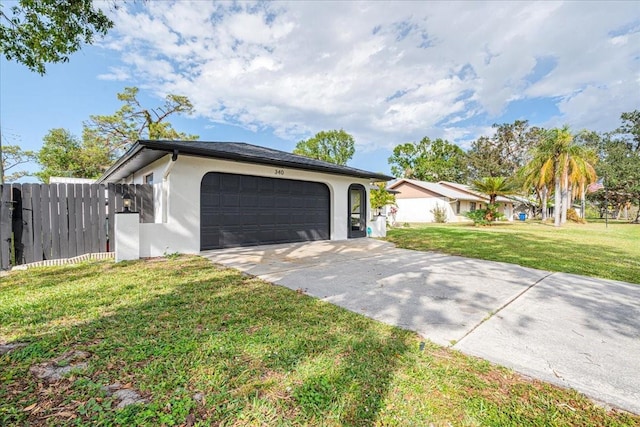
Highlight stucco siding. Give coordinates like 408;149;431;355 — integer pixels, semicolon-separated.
393;182;439;198
126;154;371;256
395;198;456;223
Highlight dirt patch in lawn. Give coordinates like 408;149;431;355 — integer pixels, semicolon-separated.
0;341;29;355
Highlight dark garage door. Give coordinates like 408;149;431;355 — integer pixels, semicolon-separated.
201;172;330;250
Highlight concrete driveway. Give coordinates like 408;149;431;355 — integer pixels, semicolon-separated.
201;238;640;414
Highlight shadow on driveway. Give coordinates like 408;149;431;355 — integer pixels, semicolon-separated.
202;238;640;414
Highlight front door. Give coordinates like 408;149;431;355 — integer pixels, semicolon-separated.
348;184;366;238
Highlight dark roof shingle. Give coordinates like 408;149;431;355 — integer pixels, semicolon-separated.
98;140;393;183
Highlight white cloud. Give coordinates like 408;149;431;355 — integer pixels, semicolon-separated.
100;1;640;149
97;66;130;81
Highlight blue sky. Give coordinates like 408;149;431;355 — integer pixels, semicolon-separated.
1;1;639;181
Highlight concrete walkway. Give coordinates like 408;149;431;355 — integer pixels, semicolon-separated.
201;239;640;414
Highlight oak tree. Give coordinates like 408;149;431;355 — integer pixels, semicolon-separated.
388;137;467;182
0;142;35;183
293;129;355;166
467;120;544;180
0;0;113;74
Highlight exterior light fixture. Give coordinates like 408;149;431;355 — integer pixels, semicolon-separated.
122;193;132;213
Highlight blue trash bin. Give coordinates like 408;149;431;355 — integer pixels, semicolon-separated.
518;213;526;221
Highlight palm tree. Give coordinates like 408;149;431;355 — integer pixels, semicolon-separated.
567;147;597;219
526;126;597;227
470;176;515;221
518;156;553;220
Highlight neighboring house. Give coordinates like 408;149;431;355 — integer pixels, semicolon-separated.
97;140;392;256
438;181;514;221
387;179;514;223
49;177;96;184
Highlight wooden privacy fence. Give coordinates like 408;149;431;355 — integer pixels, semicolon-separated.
0;183;154;270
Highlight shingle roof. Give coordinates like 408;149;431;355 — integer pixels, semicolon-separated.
389;179;486;202
439;181;512;203
97;140;394;183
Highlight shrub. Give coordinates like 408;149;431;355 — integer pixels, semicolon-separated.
466;203;504;226
466;209;490;225
430;205;448;223
370;182;396;216
567;208;586;224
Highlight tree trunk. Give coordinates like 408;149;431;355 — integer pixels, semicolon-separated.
554;177;562;227
560;176;568;225
0;130;4;185
580;184;586;219
541;186;548;220
623;202;629;220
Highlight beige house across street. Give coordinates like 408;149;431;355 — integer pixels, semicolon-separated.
388;179;515;223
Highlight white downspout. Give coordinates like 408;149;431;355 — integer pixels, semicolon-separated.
161;150;179;223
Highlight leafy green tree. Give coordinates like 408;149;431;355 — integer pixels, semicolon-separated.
598;141;640;221
0;142;35;183
589;112;640;222
35;87;198;182
35;128;109;182
293;129;355;166
467;120;544;179
0;0;113;74
35;128;81;182
617;110;640;151
388;137;467;182
84;87;199;159
369;182;396;216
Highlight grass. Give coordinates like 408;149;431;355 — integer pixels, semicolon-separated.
1;257;638;426
386;220;640;284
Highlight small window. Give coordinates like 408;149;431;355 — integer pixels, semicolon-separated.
144;173;154;185
470;202;476;212
455;201;460;214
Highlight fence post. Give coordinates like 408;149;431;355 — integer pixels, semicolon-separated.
11;185;23;264
21;184;34;264
0;185;12;269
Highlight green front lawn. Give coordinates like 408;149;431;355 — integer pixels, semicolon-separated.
1;257;637;426
386;221;640;284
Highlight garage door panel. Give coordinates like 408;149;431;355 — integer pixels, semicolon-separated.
274;195;289;206
240;196;259;208
201;172;330;250
221;194;239;207
201;197;220;208
242;176;258;190
258;195;274;208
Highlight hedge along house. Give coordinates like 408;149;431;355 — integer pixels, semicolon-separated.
97;140;393;257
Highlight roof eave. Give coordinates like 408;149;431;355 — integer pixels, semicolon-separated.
96;142;145;184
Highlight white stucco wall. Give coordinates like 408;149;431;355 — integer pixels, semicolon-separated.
115;213;140;261
499;203;514;221
122;154;372;257
395;198;457;223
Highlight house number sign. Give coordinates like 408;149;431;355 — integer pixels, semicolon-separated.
274;169;285;175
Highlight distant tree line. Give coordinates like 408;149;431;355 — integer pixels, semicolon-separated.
387;112;640;225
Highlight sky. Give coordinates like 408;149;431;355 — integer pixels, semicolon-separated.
1;0;639;180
